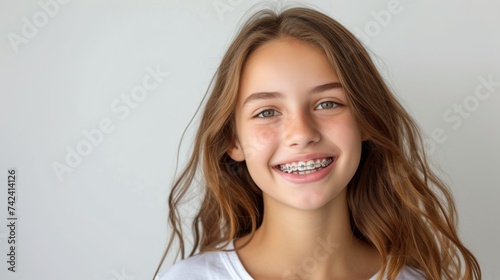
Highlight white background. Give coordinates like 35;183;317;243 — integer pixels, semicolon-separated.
0;0;499;279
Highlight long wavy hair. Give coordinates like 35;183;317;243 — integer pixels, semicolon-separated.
153;6;481;280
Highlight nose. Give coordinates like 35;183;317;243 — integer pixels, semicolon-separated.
284;111;320;148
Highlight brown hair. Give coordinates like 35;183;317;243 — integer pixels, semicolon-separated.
153;5;481;280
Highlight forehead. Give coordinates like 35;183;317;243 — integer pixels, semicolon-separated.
238;38;339;101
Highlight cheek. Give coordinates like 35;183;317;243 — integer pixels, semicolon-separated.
326;115;363;152
340;123;363;160
241;126;279;160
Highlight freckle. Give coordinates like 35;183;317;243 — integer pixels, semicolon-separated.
257;130;274;143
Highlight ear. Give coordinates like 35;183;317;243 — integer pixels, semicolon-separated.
227;139;245;162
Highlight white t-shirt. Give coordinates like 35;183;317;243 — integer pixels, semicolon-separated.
158;239;425;280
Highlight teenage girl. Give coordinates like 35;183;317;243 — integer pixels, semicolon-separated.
154;6;481;280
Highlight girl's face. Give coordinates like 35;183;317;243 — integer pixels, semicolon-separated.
229;37;363;210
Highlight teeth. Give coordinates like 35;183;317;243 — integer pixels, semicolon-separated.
297;161;306;171
278;157;333;174
307;160;315;170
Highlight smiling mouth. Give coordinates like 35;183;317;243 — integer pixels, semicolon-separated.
276;157;334;174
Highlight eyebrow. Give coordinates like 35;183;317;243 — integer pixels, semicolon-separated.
242;82;343;107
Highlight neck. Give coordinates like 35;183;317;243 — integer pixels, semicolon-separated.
235;188;381;279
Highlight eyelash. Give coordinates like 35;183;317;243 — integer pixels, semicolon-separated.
315;101;340;110
254;101;341;118
256;109;280;118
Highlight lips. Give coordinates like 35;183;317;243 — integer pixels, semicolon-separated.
275;157;335;175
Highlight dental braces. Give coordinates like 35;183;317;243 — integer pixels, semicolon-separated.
279;158;333;172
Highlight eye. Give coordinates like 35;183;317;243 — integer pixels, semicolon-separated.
255;109;280;118
315;101;340;110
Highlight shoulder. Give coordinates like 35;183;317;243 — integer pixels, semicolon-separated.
370;266;426;280
396;266;426;280
156;251;230;280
